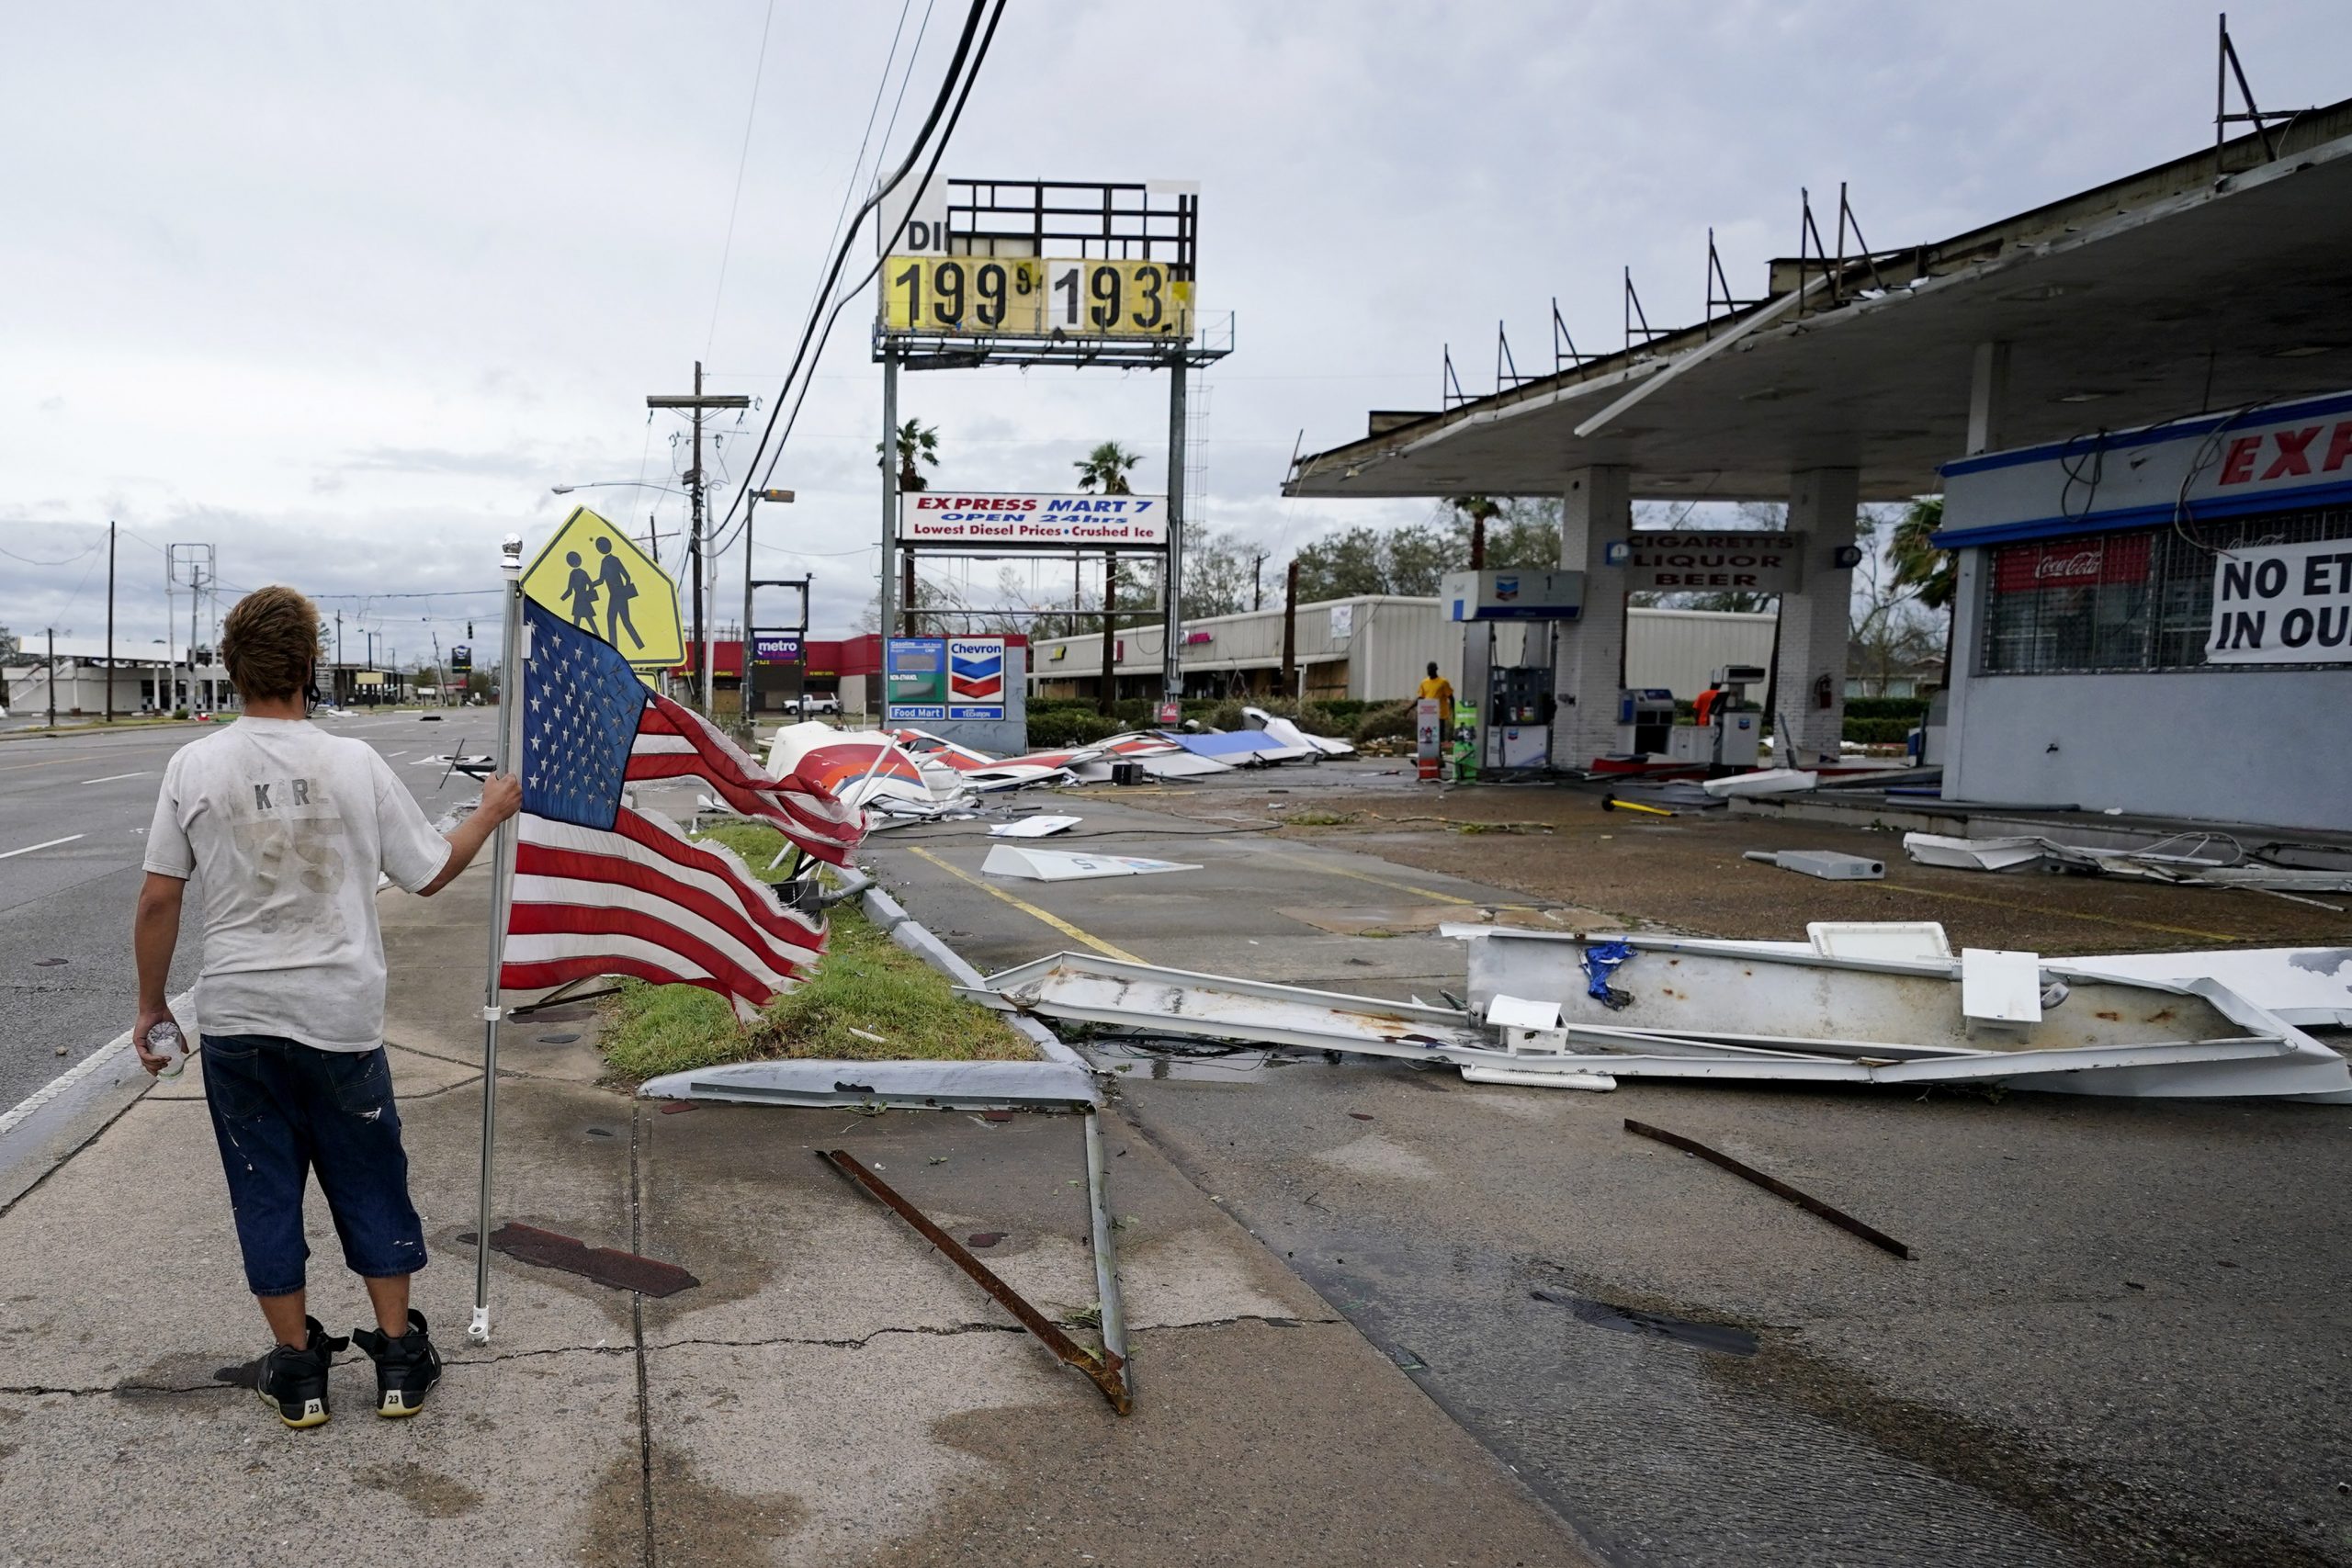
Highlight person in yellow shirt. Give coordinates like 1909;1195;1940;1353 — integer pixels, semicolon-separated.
1418;661;1454;731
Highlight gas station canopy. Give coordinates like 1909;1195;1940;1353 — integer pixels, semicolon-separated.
1285;101;2352;503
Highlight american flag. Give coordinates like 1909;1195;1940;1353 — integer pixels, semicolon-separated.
497;600;866;1018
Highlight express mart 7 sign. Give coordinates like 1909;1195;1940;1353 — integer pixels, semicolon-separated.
882;255;1192;340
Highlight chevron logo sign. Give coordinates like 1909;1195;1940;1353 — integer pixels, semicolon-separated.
947;637;1009;720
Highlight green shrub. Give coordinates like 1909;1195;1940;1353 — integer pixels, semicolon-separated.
1352;700;1415;743
1027;707;1127;750
1843;695;1931;721
1841;716;1919;744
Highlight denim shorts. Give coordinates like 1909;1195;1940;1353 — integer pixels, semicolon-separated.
200;1034;428;1296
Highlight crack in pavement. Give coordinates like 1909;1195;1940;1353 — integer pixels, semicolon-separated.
0;1314;1348;1401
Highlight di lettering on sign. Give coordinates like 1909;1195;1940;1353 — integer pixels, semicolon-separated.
2205;539;2352;665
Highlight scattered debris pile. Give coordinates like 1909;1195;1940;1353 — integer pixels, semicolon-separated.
972;923;2352;1103
761;714;1352;827
1904;829;2352;908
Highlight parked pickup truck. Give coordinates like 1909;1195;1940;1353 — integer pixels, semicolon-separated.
786;694;841;716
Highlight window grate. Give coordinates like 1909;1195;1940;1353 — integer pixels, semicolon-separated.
1979;506;2352;674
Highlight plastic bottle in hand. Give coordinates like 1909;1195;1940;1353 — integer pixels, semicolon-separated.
145;1021;187;1079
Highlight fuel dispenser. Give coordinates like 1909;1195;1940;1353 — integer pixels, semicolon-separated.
1440;568;1586;777
1487;664;1556;770
1614;689;1676;755
1612;666;1764;768
1677;663;1766;768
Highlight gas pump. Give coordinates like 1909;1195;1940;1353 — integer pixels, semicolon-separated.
1675;663;1765;768
1438;567;1585;779
1614;689;1676;755
1486;665;1555;770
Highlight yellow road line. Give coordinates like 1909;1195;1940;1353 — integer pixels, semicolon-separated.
1267;850;1485;907
905;846;1146;964
0;754;103;773
1891;881;2252;943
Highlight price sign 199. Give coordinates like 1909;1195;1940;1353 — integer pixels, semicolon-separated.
882;257;1046;333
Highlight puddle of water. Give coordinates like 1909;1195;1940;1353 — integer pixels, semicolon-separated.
1532;1289;1758;1356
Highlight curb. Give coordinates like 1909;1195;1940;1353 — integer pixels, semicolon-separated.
862;884;1086;1068
0;991;191;1215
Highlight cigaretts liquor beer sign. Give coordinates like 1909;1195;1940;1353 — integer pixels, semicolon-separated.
1614;532;1804;593
899;492;1168;549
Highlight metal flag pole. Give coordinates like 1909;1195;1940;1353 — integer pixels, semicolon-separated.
470;533;528;1346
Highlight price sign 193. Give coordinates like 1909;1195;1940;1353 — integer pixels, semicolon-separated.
1045;258;1191;338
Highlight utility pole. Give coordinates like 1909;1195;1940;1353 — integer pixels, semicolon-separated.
189;558;205;711
1097;555;1119;717
1281;558;1299;696
105;522;116;724
334;612;343;707
649;362;749;716
1250;551;1266;612
879;348;899;646
45;627;56;729
1160;357;1188;711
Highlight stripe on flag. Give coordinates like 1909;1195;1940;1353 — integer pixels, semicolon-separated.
630;695;865;863
500;807;824;1019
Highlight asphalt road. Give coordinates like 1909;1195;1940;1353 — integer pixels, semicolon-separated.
861;780;2352;1568
0;710;481;1114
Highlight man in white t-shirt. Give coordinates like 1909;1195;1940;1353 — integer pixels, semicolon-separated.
133;585;520;1428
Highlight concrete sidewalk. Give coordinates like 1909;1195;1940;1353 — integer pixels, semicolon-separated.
0;863;1593;1567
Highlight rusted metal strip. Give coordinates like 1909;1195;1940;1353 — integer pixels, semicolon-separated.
1623;1119;1913;1259
819;1149;1132;1415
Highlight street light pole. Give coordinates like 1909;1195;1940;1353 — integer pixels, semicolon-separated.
743;488;794;730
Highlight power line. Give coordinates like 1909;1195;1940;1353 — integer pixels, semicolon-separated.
0;537;107;567
799;0;922;351
724;0;1005;550
703;0;780;359
708;0;998;549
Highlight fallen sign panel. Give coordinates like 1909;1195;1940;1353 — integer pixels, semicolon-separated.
989;814;1082;839
981;845;1201;881
638;1057;1099;1111
1443;925;2352;1102
977;946;2352;1101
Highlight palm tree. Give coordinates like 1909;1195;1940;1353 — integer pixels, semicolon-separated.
1447;494;1503;569
1074;441;1144;495
878;419;939;492
1888;495;1954;688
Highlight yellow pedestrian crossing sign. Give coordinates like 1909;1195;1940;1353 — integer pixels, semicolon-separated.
522;508;684;670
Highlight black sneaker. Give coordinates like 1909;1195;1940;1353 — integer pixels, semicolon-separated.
353;1308;442;1418
254;1316;349;1430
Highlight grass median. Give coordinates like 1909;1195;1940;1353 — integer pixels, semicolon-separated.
598;820;1035;1085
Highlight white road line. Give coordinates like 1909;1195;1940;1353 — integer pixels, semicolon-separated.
79;771;152;784
0;834;85;860
0;988;195;1140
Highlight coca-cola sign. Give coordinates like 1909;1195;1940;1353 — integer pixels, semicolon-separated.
1992;534;2150;594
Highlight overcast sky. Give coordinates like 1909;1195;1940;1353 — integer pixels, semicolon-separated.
6;0;2348;662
